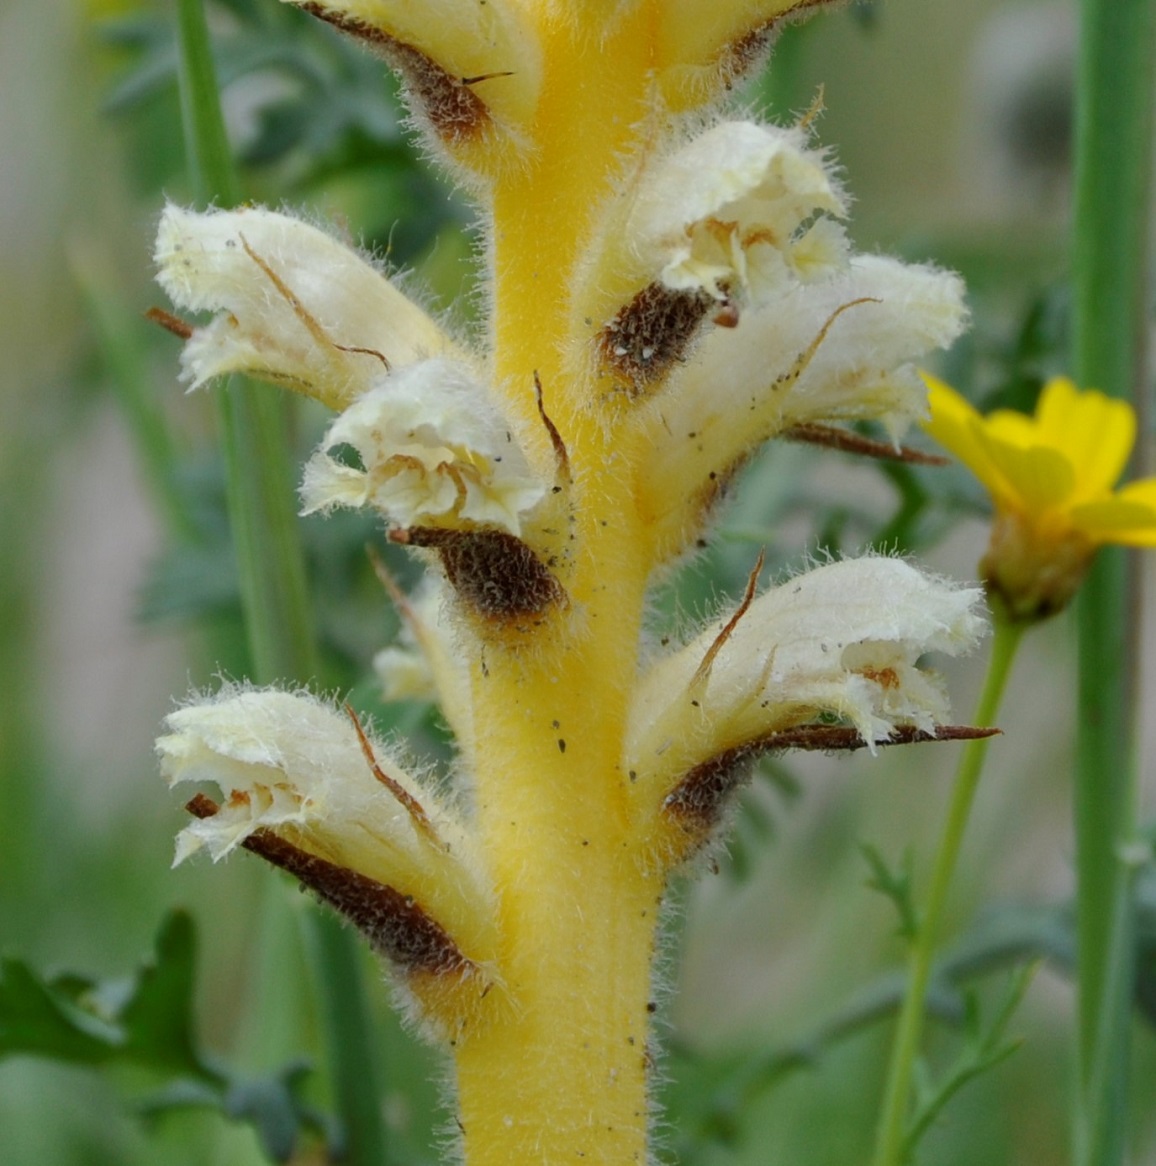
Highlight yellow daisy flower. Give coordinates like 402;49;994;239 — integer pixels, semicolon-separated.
922;373;1156;620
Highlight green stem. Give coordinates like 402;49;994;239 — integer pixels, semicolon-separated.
1071;0;1155;1161
871;617;1025;1166
176;0;315;684
175;0;240;208
299;909;388;1166
174;5;387;1163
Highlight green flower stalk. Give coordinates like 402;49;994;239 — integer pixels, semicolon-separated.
870;376;1156;1166
154;2;986;1161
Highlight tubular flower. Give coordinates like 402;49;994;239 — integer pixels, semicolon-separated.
155;203;459;410
626;557;985;864
644;256;967;559
154;1;985;1162
587;121;862;396
158;687;497;998
922;374;1156;620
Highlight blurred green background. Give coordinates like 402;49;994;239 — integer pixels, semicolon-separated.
0;0;1152;1163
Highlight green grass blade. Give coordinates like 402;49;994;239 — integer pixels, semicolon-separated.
1070;0;1156;1162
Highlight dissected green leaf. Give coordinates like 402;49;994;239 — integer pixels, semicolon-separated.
0;909;209;1081
861;844;920;941
141;1060;337;1164
117;910;203;1074
0;910;338;1163
667;903;1069;1158
902;966;1034;1158
0;959;122;1064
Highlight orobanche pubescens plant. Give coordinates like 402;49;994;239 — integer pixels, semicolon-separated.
154;1;986;1161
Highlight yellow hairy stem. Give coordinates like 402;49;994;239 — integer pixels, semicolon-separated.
455;11;664;1163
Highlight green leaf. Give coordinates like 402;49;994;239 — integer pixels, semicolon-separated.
668;902;1067;1157
901;966;1035;1158
1;911;346;1162
0;910;210;1080
141;1060;337;1164
861;844;920;941
0;959;122;1064
118;910;204;1075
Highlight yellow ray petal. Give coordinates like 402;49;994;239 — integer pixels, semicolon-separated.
1069;497;1156;545
1070;478;1156;545
982;407;1039;448
972;427;1075;515
1034;377;1136;497
920;374;1014;505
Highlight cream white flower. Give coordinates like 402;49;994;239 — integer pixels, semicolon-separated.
628;121;848;305
158;686;493;953
640;255;968;559
656;1;823;112
300;358;547;535
671;254;967;436
626;557;985;798
155;204;457;410
376;645;440;704
160;687;434;864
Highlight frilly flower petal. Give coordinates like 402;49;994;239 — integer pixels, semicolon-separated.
628;121;848;305
159;687;433;865
300;358;547;535
155;204;457;410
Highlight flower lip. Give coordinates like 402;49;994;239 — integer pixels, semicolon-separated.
626;555;986;796
639;255;968;565
628;121;849;306
157;686;405;865
300;357;547;536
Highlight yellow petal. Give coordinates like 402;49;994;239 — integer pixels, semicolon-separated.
1116;478;1156;508
921;374;1014;506
972;426;1075;515
982;406;1039;448
1034;377;1136;497
1071;479;1156;546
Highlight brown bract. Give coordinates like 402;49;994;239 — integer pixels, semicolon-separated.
597;283;714;396
299;2;493;145
394;526;568;625
186;793;475;976
662;724;1000;855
